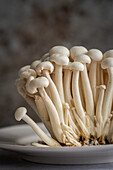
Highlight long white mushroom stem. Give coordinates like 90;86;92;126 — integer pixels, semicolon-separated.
88;49;103;105
43;70;64;123
89;60;97;104
15;107;61;147
81;64;94;119
96;85;106;123
102;68;113;124
35;61;64;123
39;87;63;143
54;64;65;103
101;58;113;126
35;95;55;138
63;69;72;105
72;70;85;123
96;85;106;138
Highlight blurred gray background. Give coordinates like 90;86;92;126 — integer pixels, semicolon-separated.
0;0;113;127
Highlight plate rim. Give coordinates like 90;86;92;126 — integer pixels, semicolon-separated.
1;123;113;152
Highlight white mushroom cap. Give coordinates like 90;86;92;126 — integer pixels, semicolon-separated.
104;50;113;59
68;61;84;71
50;54;69;66
70;46;88;60
35;61;54;76
49;46;70;57
101;58;113;69
31;60;41;70
15;107;27;121
18;65;30;76
41;53;50;61
19;69;36;79
87;49;103;61
74;54;91;64
26;76;49;94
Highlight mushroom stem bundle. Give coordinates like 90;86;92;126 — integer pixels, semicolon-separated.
15;46;113;147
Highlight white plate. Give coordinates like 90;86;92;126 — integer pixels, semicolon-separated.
1;123;113;165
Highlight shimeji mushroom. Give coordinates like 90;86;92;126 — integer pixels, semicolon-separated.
87;49;103;105
49;54;69;103
70;46;88;59
26;76;63;143
18;65;37;80
18;65;30;76
30;60;41;70
15;107;61;147
49;46;69;103
15;78;38;114
71;54;95;135
35;61;64;123
16;75;54;137
49;46;69;57
63;62;73;106
72;54;94;120
70;61;86;124
96;85;106;138
101;57;113;126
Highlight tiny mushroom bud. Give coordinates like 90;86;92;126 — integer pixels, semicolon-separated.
36;61;64;124
15;107;61;147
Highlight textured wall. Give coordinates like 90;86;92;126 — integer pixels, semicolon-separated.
0;0;113;127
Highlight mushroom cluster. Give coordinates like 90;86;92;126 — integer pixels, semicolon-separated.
15;46;113;147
